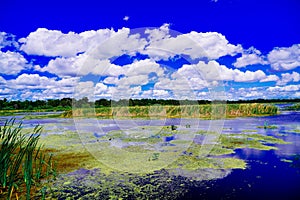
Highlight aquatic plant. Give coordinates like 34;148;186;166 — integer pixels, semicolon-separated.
292;129;300;134
168;155;246;170
219;133;288;151
257;121;277;129
280;158;293;163
151;153;160;161
40;168;200;199
0;119;56;199
60;103;278;119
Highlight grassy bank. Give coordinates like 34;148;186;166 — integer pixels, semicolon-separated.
62;103;278;119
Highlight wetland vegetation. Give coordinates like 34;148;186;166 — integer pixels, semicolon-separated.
0;119;56;200
27;121;292;198
0;98;299;199
2;98;299;118
63;103;279;119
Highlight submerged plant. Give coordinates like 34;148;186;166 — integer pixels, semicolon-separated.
0;118;56;199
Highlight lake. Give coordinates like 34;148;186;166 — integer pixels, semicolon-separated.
1;110;300;199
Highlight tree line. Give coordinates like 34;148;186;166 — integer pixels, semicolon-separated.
0;97;299;110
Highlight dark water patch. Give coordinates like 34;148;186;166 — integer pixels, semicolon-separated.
260;111;300;124
185;149;300;199
164;135;175;142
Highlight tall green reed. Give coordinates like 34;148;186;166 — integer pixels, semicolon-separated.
0;118;56;200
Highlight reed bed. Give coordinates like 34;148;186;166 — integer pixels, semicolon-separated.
64;103;278;118
0;119;56;200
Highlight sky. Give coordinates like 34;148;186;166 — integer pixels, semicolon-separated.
0;0;300;101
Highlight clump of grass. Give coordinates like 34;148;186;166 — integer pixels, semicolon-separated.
0;119;56;199
257;121;277;129
257;125;277;129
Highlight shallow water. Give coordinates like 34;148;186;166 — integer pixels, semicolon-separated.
1;111;300;199
187;111;300;199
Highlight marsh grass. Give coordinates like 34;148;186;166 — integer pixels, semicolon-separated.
64;103;278;119
0;119;56;199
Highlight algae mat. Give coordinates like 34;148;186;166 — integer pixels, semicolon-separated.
38;123;289;199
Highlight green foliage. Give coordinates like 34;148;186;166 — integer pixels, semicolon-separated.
0;119;56;199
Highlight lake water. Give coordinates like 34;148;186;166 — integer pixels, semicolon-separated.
1;111;300;199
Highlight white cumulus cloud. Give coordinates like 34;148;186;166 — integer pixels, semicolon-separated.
36;54;122;77
267;84;300;92
177;60;266;82
234;47;268;68
19;28;119;57
144;25;242;60
0;32;19;49
276;71;300;85
0;51;28;75
268;44;300;71
260;75;279;82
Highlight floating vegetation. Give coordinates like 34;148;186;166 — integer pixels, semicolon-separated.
151;152;160;161
242;129;258;133
220;133;288;151
257;122;278;129
256;125;278;129
33;121;291;198
168;156;246;170
280;158;293;163
39;168;208;200
293;129;300;134
123;145;152;153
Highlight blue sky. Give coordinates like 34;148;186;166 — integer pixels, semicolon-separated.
0;0;299;100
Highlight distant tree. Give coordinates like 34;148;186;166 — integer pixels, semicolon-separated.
60;98;72;107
